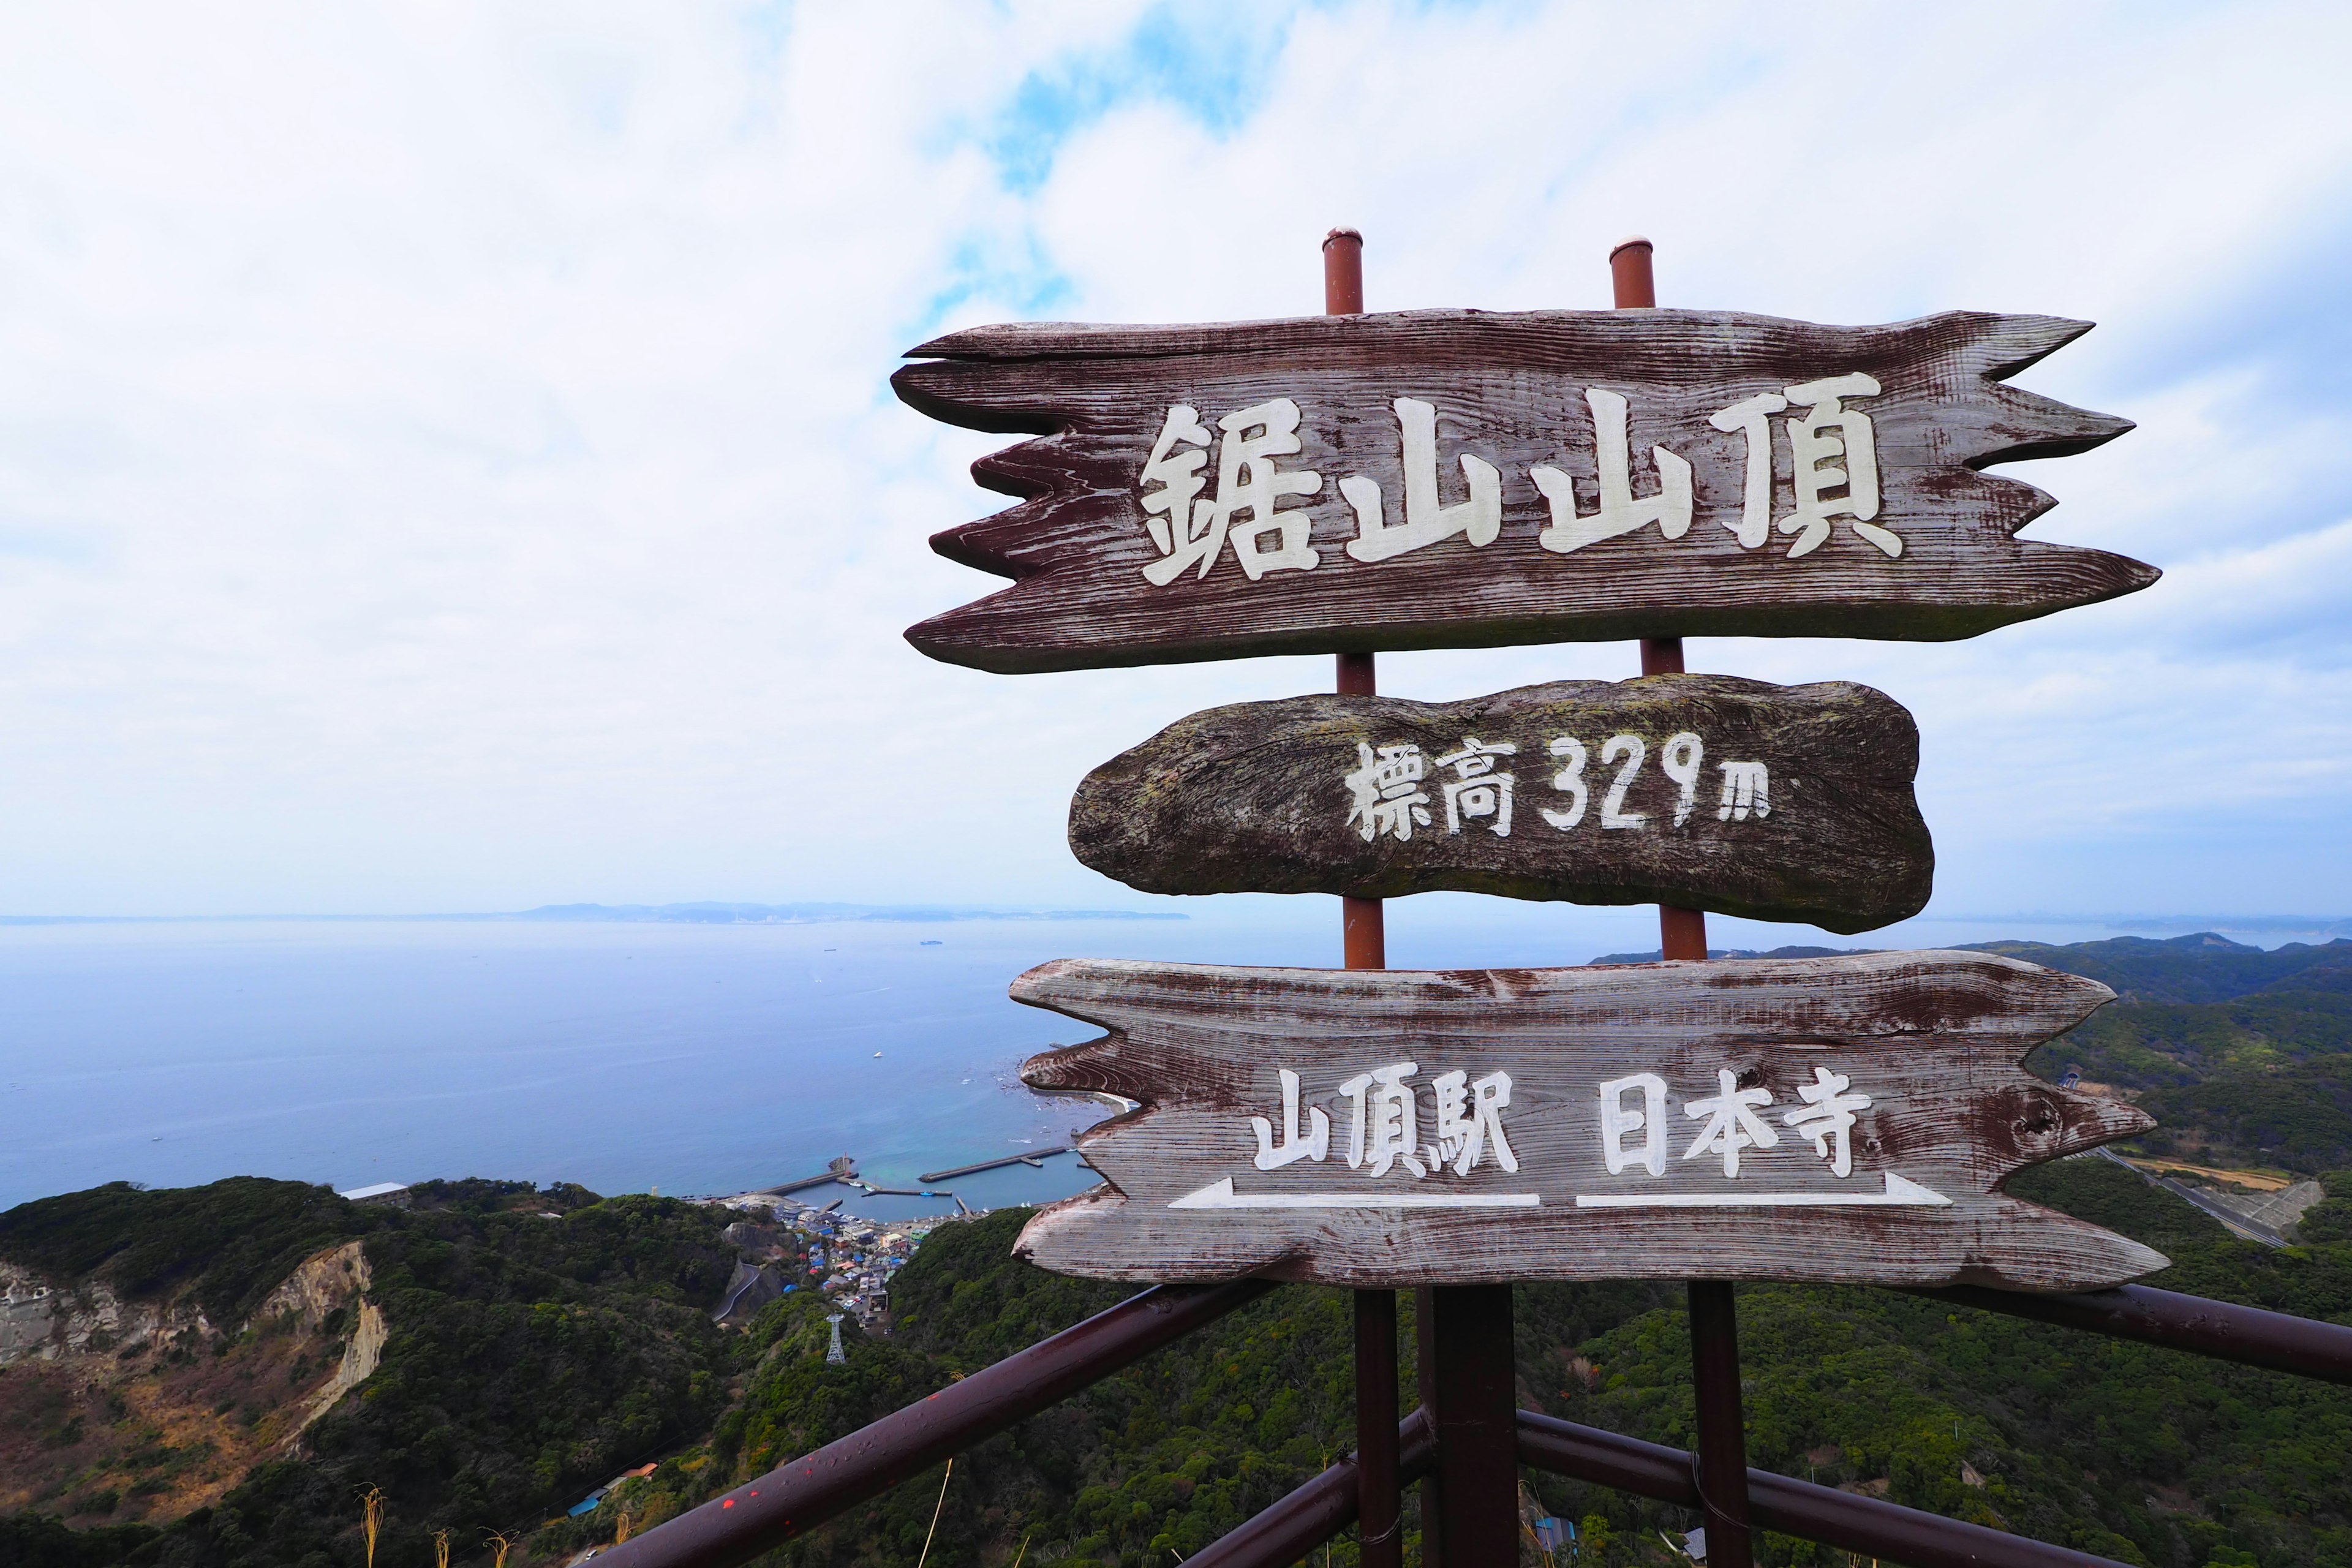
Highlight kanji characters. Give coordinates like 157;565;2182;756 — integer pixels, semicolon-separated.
1341;397;1502;563
1430;1069;1520;1175
1599;1072;1669;1177
1531;388;1694;556
1136;398;1322;586
1782;373;1894;559
1340;1062;1427;1178
1682;1068;1781;1177
1134;374;1897;584
1251;1068;1330;1170
1217;399;1325;578
1344;737;1518;840
1136;404;1217;584
1344;742;1433;843
1783;1066;1872;1177
1706;375;1891;557
1596;1065;1876;1181
1707;391;1787;549
1245;1062;1520;1183
1433;737;1517;835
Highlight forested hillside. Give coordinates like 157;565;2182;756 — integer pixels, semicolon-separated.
1993;935;2352;1171
0;1178;744;1567
568;1168;2351;1568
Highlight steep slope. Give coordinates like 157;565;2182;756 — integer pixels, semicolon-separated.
0;1177;742;1568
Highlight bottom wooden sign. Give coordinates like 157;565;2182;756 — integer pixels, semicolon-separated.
1012;952;2164;1292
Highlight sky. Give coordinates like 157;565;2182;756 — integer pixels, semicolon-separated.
0;1;2348;925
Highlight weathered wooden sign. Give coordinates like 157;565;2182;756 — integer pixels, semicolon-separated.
1069;673;1929;933
1011;951;2163;1291
894;309;2154;673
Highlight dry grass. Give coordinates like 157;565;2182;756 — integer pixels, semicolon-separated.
0;1301;355;1525
2121;1155;2296;1192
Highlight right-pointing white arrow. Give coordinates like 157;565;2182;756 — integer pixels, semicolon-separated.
1572;1170;1953;1210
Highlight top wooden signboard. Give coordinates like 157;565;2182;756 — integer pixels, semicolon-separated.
895;309;2154;673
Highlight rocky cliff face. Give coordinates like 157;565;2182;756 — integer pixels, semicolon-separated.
0;1240;382;1524
0;1261;207;1367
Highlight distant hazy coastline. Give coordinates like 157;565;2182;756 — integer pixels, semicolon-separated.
0;902;1189;927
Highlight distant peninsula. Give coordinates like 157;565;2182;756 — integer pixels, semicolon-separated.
506;901;1187;924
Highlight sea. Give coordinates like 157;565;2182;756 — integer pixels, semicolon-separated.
0;900;2336;1218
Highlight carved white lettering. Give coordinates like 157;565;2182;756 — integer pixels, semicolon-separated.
1708;391;1788;550
1531;388;1694;556
1782;374;1891;559
1434;738;1517;836
1251;1068;1332;1170
1599;735;1647;829
1683;1068;1780;1177
1341;398;1502;564
1717;760;1771;821
1660;732;1704;827
1344;742;1433;842
1783;1066;1871;1177
1540;736;1588;830
1339;1063;1427;1179
1215;399;1323;579
1430;1069;1519;1175
1599;1072;1668;1177
1137;374;1893;588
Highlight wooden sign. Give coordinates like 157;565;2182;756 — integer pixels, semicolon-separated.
1069;673;1929;933
1011;952;2164;1291
894;309;2154;673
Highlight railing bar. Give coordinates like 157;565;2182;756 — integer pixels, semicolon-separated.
1911;1283;2352;1385
1517;1409;2138;1568
1185;1410;1436;1568
601;1278;1280;1568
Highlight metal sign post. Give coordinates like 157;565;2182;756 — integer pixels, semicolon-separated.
1615;234;1757;1568
1327;225;1406;1568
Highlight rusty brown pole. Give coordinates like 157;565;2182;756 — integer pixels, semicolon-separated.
1613;236;1709;967
1327;224;1403;1568
1327;228;1385;973
1613;233;1755;1568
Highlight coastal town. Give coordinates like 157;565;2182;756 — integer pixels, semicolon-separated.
699;1147;1091;1332
709;1191;937;1332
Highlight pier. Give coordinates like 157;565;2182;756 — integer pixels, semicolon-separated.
760;1154;858;1195
919;1146;1069;1183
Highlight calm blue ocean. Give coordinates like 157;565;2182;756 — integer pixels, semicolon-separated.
0;902;2310;1215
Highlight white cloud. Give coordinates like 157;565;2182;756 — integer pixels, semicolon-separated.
0;1;2346;918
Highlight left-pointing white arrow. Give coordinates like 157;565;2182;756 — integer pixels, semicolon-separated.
1169;1177;1542;1210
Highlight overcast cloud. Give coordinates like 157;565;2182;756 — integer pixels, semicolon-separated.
0;1;2346;922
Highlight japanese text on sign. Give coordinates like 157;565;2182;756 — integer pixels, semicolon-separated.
1343;731;1771;844
1188;1058;1953;1215
1136;378;1887;587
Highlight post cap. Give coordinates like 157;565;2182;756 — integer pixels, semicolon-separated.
1608;235;1653;259
1323;227;1363;249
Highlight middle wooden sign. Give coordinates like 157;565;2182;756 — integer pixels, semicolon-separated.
1071;674;1931;933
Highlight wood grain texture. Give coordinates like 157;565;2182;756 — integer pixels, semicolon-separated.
1012;952;2165;1292
894;309;2155;673
1069;674;1930;933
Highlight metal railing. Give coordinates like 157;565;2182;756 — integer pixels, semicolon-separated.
599;1270;2352;1568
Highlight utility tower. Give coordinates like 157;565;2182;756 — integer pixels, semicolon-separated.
825;1313;846;1365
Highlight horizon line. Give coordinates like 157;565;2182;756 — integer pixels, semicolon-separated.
0;907;2346;932
0;900;1194;927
